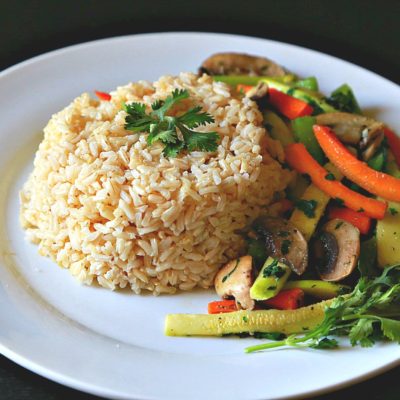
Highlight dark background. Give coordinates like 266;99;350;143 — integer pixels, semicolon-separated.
1;0;399;399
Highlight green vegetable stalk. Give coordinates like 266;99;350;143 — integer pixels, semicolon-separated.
291;116;325;164
250;257;291;301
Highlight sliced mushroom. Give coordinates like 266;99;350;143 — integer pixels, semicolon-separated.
214;255;255;310
313;219;360;281
245;81;269;101
315;112;385;161
199;52;286;77
251;217;308;275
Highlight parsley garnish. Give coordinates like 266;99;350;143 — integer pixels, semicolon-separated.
222;259;239;283
325;173;335;181
281;239;292;255
123;89;219;157
263;260;285;279
335;221;344;230
295;199;318;218
246;264;400;353
389;207;399;216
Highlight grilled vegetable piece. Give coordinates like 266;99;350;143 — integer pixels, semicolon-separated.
291;116;325;164
250;257;291;301
262;110;295;147
315;113;385;161
290;164;342;241
284;280;350;299
313;219;360;281
199;52;287;77
165;299;332;336
263;288;304;310
251;217;308;275
377;201;400;267
214;256;254;310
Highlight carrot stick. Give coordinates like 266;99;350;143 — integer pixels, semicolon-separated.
285;143;387;219
263;288;304;310
208;300;237;314
328;207;372;234
384;127;400;168
314;124;400;202
95;90;111;101
268;88;313;120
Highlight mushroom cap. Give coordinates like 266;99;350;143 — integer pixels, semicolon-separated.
252;217;308;275
199;52;287;77
314;219;360;281
315;112;385;161
214;255;255;310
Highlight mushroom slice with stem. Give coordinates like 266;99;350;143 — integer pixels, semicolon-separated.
252;217;308;275
315;112;385;161
214;255;255;310
199;52;287;77
245;81;269;101
313;219;360;281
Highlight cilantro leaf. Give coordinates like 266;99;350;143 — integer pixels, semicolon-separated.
349;319;374;346
178;106;215;128
379;318;400;343
151;89;189;120
123;89;220;157
178;123;219;152
245;264;400;353
309;337;338;349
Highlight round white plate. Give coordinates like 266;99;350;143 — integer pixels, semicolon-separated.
0;32;399;400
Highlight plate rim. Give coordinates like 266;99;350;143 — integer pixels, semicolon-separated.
1;31;399;400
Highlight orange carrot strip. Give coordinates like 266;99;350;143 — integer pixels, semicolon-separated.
268;88;313;120
384;127;400;168
263;288;304;310
329;207;372;234
208;300;237;314
285;143;387;219
95;90;111;101
314;124;400;202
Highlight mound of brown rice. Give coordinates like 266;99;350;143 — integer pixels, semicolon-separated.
20;73;292;294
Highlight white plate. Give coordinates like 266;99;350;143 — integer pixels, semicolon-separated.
0;32;399;400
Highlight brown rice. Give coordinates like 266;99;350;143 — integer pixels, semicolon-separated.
19;73;292;294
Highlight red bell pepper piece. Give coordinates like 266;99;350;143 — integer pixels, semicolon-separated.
95;90;111;101
329;206;372;234
268;88;313;119
384;127;400;168
264;288;304;310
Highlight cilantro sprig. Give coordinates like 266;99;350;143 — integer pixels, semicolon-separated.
245;263;400;353
123;89;219;157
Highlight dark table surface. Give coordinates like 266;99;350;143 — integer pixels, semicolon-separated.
1;1;399;399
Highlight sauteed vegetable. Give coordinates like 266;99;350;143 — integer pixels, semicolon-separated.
165;52;400;352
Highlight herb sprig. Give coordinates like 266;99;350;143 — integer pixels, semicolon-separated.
245;264;400;353
123;89;219;157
